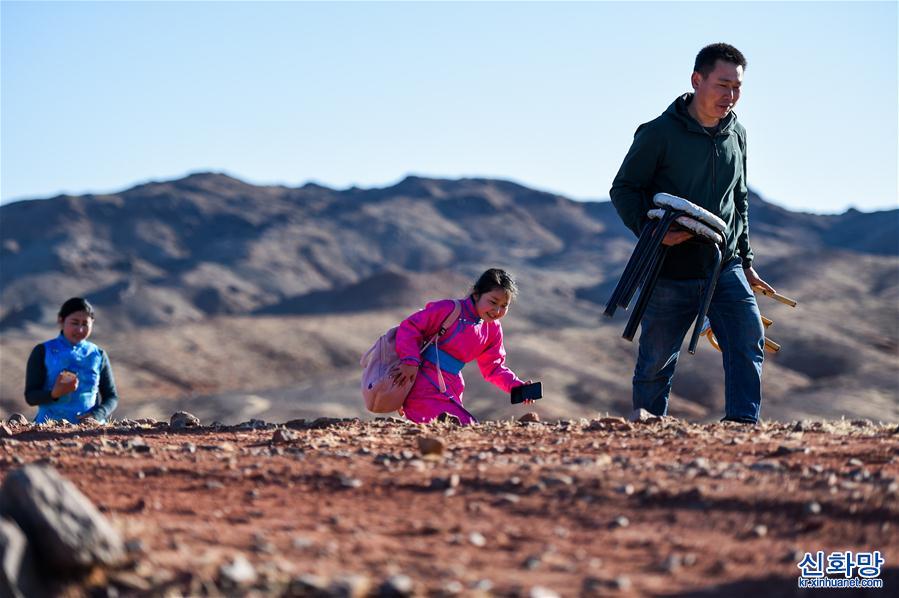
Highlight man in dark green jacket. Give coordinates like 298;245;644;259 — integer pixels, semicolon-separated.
609;43;775;424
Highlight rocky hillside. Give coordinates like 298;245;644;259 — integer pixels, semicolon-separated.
0;173;896;423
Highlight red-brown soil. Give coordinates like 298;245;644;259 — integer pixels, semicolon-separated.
2;416;897;596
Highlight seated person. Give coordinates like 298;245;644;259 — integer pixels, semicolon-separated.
24;297;119;424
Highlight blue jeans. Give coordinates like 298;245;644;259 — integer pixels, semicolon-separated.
633;258;765;422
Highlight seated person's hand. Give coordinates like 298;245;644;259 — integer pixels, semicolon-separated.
51;371;78;399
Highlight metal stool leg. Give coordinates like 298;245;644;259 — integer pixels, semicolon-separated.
617;210;679;310
687;244;723;354
622;243;669;341
604;219;658;317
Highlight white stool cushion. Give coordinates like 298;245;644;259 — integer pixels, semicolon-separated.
647;208;724;244
652;193;727;233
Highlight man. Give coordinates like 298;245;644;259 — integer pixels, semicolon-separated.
609;43;775;424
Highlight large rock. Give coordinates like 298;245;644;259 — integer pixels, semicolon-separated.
0;465;125;573
0;518;43;597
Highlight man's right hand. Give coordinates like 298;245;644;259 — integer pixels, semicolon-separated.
51;371;78;399
661;230;693;246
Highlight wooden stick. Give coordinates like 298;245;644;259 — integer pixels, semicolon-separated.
761;316;773;328
764;338;781;353
753;287;798;307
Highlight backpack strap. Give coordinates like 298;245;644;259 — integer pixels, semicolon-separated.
419;299;462;393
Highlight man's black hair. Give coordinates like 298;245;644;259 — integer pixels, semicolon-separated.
694;43;747;77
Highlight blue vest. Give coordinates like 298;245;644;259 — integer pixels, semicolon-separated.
35;335;104;424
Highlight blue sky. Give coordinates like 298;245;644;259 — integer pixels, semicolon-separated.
2;1;896;213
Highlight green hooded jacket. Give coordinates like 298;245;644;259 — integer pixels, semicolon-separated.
609;93;753;279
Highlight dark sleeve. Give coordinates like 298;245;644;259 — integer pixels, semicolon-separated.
735;129;754;268
24;344;55;406
610;124;663;236
90;350;119;420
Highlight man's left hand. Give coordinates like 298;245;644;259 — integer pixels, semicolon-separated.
744;266;775;294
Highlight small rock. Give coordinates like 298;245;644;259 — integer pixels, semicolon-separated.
378;574;414;597
290;574;329;595
292;536;314;550
124;538;145;554
529;587;559;598
752;524;768;538
170;412;200;429
610;516;629;529
523;555;541;570
340;476;362;489
750;460;782;472
272;428;298;443
328;574;371;597
5;414;29;427
805;501;822;515
417;436;445;456
219;554;257;586
0;424;15;438
689;457;711;471
436;413;462;426
127;437;152;453
541;474;573;487
628;408;656;422
518;412;540;423
469;532;487;547
661;553;682;573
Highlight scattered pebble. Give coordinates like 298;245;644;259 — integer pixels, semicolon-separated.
417;436;445;456
519;412;540;423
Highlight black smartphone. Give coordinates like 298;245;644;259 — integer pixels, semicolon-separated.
511;381;543;404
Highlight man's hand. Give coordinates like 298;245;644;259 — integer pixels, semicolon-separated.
661;230;693;246
744;266;775;294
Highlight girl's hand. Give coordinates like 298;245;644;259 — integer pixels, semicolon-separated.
51;371;78;399
391;363;419;387
520;380;536;405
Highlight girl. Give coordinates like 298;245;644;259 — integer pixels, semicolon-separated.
393;268;531;424
24;297;120;424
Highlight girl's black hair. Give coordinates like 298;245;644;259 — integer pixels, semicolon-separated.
58;297;95;321
471;268;518;299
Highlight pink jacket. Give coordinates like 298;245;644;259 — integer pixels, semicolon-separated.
395;297;523;424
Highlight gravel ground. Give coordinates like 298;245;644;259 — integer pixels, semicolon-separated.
1;414;897;596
